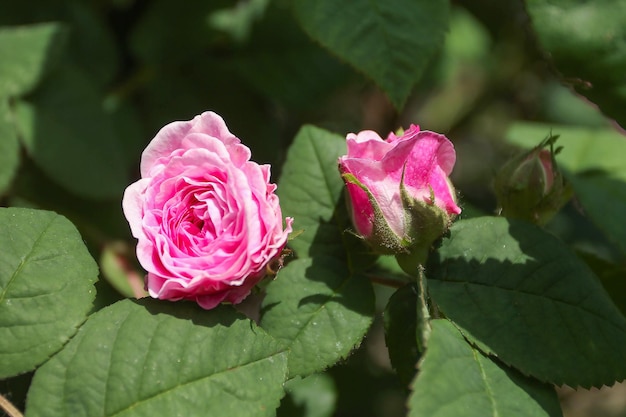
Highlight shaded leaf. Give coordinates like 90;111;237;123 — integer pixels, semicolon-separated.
278;373;337;417
261;257;374;377
0;23;67;97
526;0;626;129
383;284;420;385
428;216;626;387
14;65;128;199
292;0;450;108
26;299;288;417
0;98;20;194
278;125;372;266
130;0;230;65
232;4;352;110
0;208;98;378
408;319;562;417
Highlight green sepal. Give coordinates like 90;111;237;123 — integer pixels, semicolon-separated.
341;173;405;254
396;169;453;272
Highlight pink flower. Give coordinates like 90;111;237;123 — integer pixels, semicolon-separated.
338;125;460;255
122;111;293;309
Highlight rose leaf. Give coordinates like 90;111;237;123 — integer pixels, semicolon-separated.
0;98;20;195
428;216;626;388
260;257;375;378
383;283;421;386
25;299;288;417
292;0;450;109
0;207;98;378
13;64;129;200
0;23;67;98
408;319;562;417
526;0;626;129
278;125;374;268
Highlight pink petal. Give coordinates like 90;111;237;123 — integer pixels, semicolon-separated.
141;112;239;176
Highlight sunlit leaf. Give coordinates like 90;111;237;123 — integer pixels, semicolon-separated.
261;257;374;377
278;125;373;267
526;0;626;129
428;217;626;387
0;208;98;378
408;320;562;417
26;299;288;417
293;0;450;108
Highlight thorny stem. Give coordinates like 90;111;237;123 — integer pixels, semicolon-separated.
0;393;23;417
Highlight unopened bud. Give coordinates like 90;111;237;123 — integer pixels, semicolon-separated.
494;134;572;225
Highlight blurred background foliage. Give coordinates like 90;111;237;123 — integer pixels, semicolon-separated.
1;0;625;416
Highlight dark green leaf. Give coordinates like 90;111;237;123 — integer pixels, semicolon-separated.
0;98;20;194
278;125;364;261
428;216;626;387
577;251;626;317
232;5;352;110
130;0;229;65
14;65;129;199
526;0;626;128
383;284;420;386
26;299;288;417
62;1;120;87
507;122;626;254
0;208;98;378
0;23;67;97
292;0;450;108
261;257;374;377
408;319;562;417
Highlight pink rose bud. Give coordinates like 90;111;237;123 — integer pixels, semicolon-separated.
338;125;461;265
122;111;293;310
494;134;572;225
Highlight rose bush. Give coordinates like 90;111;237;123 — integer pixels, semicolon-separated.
122;111;293;309
338;125;460;257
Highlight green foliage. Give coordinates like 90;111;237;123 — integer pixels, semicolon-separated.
26;299;288;417
279;373;337;417
428;217;626;388
293;0;450;108
507;122;626;254
409;320;562;417
277;125;372;266
14;66;129;199
1;2;626;416
383;284;420;386
0;99;19;194
261;257;374;377
526;0;626;129
0;208;98;378
0;23;67;97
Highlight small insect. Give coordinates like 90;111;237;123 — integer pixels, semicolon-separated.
265;247;293;276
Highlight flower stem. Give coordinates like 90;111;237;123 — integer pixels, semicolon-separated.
0;394;23;417
415;266;432;353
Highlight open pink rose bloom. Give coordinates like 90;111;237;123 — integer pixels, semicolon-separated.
338;125;461;254
122;111;293;309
